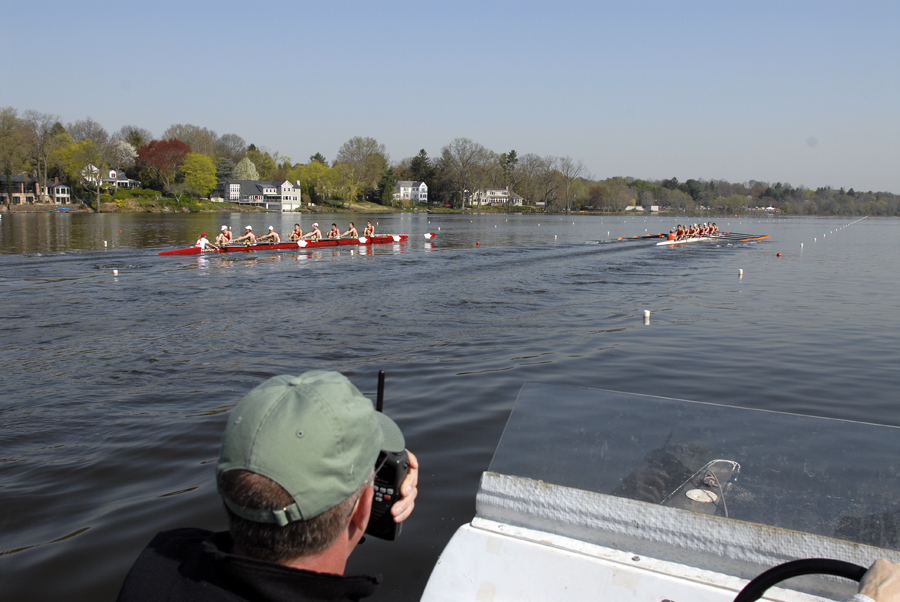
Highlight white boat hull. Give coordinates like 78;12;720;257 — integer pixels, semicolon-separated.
657;234;720;246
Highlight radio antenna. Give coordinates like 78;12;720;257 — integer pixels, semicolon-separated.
376;370;385;413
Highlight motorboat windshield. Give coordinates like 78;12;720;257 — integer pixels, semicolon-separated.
489;383;900;550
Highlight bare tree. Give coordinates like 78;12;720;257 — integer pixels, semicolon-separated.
67;118;112;213
114;125;153;149
558;156;586;214
216;133;247;162
517;154;562;208
23;111;65;201
439;138;492;208
0;107;30;206
163;124;218;157
604;177;634;212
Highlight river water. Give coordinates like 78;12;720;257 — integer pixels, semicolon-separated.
1;212;897;601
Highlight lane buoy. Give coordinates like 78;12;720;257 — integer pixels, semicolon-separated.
113;269;118;275
776;253;781;257
476;241;480;246
643;310;650;318
739;269;743;276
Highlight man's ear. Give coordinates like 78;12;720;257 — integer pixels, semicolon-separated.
349;486;374;536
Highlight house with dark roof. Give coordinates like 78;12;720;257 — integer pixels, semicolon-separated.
81;165;141;190
0;175;40;204
222;179;301;211
0;175;73;204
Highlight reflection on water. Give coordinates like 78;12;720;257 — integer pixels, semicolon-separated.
0;214;898;601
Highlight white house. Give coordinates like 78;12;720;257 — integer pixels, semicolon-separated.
224;179;301;211
44;179;72;204
81;165;141;190
394;181;428;204
468;188;523;207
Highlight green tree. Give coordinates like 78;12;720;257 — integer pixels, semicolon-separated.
375;165;398;206
409;149;433;182
232;157;259;180
246;144;278;179
215;157;235;181
309;152;327;165
181;153;218;195
335;136;388;202
296;160;331;203
65;118;112;212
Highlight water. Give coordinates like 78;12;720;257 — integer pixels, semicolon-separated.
0;212;897;601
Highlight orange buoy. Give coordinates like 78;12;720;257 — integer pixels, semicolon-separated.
476;241;480;246
776;253;782;257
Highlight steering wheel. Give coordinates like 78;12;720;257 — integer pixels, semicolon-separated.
733;558;867;602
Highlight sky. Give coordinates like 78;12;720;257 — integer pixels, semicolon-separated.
4;0;898;192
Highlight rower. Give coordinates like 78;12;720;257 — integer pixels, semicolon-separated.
288;224;303;241
363;221;374;237
327;223;340;239
258;226;281;244
233;225;257;245
341;222;359;238
675;225;684;240
215;225;232;246
195;232;216;250
302;223;323;241
712;223;719;235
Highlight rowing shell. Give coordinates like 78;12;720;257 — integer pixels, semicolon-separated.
656;233;769;246
159;235;409;256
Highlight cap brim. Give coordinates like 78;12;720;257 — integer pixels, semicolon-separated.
375;412;405;453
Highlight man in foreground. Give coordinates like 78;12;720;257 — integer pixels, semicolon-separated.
116;371;419;601
232;226;256;245
257;226;281;243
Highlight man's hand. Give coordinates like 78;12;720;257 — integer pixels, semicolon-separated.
859;559;900;602
391;450;418;523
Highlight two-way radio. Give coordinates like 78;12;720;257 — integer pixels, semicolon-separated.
365;370;410;541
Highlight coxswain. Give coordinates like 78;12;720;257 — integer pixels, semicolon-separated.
667;229;676;241
341;222;359;238
258;226;281;243
195;232;216;250
288;223;303;241
363;221;374;237
215;225;232;246
302;223;323;241
233;225;257;245
326;223;340;239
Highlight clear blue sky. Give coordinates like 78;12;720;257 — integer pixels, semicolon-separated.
5;0;898;192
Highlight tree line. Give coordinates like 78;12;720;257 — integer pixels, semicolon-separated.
1;106;896;216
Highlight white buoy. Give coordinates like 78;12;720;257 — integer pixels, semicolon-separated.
643;310;650;318
113;269;118;275
739;269;743;276
104;240;108;247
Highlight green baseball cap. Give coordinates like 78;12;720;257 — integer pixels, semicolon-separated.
216;371;405;526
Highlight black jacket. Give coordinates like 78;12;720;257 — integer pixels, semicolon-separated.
116;528;380;602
